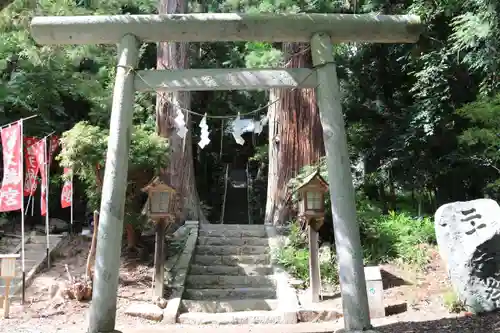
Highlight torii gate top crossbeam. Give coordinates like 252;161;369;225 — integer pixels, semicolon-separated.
30;13;422;45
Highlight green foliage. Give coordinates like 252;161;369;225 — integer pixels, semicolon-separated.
245;43;283;68
443;289;466;313
57;121;169;224
275;203;436;287
274;222;339;287
277;160;436;285
455;93;500;195
249;144;268;164
362;211;436;267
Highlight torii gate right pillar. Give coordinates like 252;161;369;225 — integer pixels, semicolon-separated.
311;33;370;331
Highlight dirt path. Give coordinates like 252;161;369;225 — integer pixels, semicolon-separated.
1;241;497;333
1;236;162;333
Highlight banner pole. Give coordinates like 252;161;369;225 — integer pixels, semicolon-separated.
19;120;26;305
24;195;31;215
31;193;34;216
0;115;37;129
44;137;50;268
70;171;74;234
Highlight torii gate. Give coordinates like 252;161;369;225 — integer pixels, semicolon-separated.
30;13;422;333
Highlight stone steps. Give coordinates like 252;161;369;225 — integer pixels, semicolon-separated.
184;287;277;300
181;299;279;313
0;234;64;296
186;275;275;289
196;245;269;255
190;264;273;276
193;254;270;266
178;224;296;325
178;310;285;325
198;235;269;246
198;228;267;238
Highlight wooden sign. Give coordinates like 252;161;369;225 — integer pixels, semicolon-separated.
0;254;19;318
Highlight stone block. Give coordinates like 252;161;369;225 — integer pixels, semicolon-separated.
297;309;343;322
184;287;276;300
125;302;163;321
196;245;269;255
435;198;500;313
189;264;273;276
364;266;384;318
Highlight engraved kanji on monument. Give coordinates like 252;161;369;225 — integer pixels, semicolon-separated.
435;198;500;313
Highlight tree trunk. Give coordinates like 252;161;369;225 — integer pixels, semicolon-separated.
125;224;139;249
265;43;325;225
265;89;281;225
156;0;206;224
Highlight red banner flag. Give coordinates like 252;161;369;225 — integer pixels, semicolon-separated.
23;136;39;196
48;135;59;167
61;168;72;209
0;122;23;212
32;139;47;216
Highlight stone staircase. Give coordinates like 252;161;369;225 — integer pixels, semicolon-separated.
223;168;249;225
0;234;64;297
178;223;291;324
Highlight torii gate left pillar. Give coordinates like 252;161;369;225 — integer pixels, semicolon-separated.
30;13;422;333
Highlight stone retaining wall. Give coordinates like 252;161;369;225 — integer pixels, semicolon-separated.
163;221;199;323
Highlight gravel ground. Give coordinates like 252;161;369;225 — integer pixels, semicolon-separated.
3;313;500;333
374;311;500;332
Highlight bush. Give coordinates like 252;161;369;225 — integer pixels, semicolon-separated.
274;223;339;287
443;289;466;313
279;160;438;286
275;195;437;287
362;210;436;267
58;121;169;229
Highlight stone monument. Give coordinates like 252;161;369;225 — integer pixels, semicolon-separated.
435;198;500;313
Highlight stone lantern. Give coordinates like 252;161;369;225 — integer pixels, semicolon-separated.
297;169;328;231
296;169;329;303
142;177;176;220
142;177;176;299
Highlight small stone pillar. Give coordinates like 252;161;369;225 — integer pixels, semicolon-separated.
364;266;385;318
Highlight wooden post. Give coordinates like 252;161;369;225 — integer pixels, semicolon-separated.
87;34;139;333
311;32;371;331
3;277;11;318
308;224;320;303
153;218;167;299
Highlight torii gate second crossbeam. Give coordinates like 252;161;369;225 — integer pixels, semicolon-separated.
30;13;423;333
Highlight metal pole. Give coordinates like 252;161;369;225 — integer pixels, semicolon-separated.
246;163;252;225
87;34;139;333
44;137;50;268
19;120;26;304
311;32;371;331
0;115;37;129
70;170;74;234
220;164;229;224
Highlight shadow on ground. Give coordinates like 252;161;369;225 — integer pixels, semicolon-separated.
385;303;407;316
381;269;411;290
375;312;500;333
